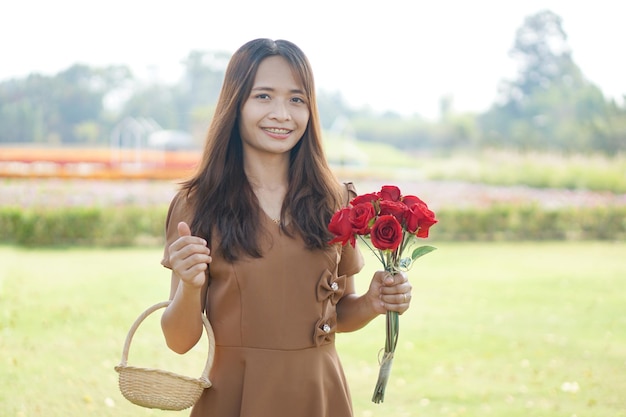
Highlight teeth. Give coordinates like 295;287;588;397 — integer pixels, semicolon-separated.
265;128;290;134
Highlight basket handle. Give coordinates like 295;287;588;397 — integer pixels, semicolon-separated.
117;300;215;383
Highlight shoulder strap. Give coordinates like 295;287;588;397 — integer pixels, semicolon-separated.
343;182;357;206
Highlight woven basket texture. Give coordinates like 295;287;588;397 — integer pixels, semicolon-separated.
115;301;215;411
116;365;211;410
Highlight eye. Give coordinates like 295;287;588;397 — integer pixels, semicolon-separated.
255;93;271;100
291;96;306;104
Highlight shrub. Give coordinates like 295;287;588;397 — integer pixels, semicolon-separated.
0;206;167;247
433;204;626;242
0;204;624;247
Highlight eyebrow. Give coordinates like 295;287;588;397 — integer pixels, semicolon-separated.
251;86;305;95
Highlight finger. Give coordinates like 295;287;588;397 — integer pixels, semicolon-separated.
391;271;408;284
179;267;208;288
171;248;211;275
178;221;192;237
183;260;209;277
174;253;211;286
381;271;408;286
382;283;411;293
375;271;394;285
176;240;210;257
189;248;211;263
171;222;207;252
379;293;411;314
380;280;412;296
398;292;411;304
379;272;409;289
381;288;411;302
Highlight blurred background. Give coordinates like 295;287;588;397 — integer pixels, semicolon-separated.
1;1;624;238
1;1;625;416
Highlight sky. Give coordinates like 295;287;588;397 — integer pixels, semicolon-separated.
1;0;624;118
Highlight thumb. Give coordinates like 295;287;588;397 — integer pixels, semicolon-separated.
380;270;395;285
177;221;192;237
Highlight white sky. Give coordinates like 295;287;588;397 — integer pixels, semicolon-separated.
1;0;624;118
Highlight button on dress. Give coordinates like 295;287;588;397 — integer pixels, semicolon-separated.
161;185;364;417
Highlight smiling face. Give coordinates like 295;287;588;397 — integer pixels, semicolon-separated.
238;55;310;158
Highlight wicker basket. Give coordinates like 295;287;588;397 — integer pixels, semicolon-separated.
114;301;215;411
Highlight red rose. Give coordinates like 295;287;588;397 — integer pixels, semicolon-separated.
379;200;408;223
351;192;380;206
328;207;356;247
402;194;425;207
405;201;438;238
370;215;403;251
378;185;401;202
349;203;376;235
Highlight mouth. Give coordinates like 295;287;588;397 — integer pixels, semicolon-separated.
262;127;292;135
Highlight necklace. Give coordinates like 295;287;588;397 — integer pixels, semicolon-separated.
272;217;280;225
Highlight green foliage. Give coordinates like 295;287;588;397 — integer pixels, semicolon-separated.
1;203;624;248
10;207;102;246
117;50;225;131
348;111;481;151
0;206;167;247
479;10;626;154
410;245;437;261
116;85;180;129
434;204;626;241
0;65;131;144
2;10;625;153
419;150;626;193
507;10;574;99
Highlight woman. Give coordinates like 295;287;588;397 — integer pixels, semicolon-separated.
160;38;412;417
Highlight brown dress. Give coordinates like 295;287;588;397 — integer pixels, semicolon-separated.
161;185;364;417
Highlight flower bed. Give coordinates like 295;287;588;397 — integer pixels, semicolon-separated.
1;178;625;246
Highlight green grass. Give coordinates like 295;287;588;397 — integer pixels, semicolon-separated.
324;142;626;193
417;149;626;193
1;242;625;417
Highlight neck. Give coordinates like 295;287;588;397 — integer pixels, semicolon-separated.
244;154;289;191
243;152;290;223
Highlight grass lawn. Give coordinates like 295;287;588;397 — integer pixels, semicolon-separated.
1;241;625;417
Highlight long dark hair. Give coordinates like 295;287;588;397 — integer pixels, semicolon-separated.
182;38;343;262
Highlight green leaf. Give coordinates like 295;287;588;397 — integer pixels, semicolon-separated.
411;245;437;261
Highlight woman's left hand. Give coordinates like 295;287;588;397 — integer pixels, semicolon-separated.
367;270;413;315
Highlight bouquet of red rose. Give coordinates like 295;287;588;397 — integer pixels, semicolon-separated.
328;185;437;403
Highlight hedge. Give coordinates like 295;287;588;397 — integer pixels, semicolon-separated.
0;205;167;247
434;204;626;241
0;204;624;247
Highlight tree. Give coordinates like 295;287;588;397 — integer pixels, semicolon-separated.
117;50;228;132
506;10;575;102
118;84;179;129
175;50;229;130
589;97;626;153
480;9;624;153
0;64;132;144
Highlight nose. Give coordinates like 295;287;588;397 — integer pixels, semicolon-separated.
270;100;292;121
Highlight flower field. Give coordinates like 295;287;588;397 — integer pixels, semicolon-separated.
2;148;625;246
2;177;624;210
0;146;199;180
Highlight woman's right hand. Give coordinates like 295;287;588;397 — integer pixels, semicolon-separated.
168;221;212;288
